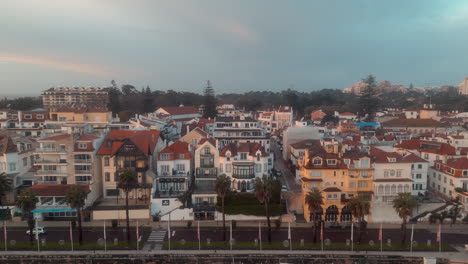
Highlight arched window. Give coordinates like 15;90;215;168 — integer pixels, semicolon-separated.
385;185;390;194
404;184;410;192
397;184;403;193
391;184;396;194
237;181;241;190
247;181;251;190
378;185;384;194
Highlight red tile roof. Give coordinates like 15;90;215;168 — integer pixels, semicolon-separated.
38;134;72;142
0;135;17;153
29;184;90;196
340;112;356;116
198;137;216;147
370;147;405;163
76;134;99;141
323;187;342;192
277;106;292;112
159;141;191;160
381;118;443;127
445;157;468;170
395;139;457;156
220;142;268;157
290;140;321;149
403;153;428;163
97;130;161;156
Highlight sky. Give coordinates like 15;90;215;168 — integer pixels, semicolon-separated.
1;0;468;96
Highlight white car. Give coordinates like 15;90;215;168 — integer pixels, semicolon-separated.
26;226;47;235
281;185;288;192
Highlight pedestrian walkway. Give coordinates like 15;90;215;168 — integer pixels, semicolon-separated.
142;229;166;251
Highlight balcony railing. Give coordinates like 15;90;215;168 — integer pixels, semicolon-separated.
36;170;68;175
75;169;92;174
37;181;59;184
35;159;68;164
36;148;67;153
195;167;218;178
74;159;92;164
232;174;255;179
75;180;92;185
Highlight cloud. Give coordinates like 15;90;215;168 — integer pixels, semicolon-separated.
215;21;259;44
0;53;116;77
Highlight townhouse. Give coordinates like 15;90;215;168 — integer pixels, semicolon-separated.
0;109;49;137
219;142;272;192
214;116;270;152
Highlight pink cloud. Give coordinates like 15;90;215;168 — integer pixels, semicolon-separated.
216;22;259;44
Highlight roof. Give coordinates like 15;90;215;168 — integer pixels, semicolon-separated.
290;140;321;150
160;141;190;155
97;130;161;156
76;134;99;141
0;135;17;153
322;187;342;192
403;153;428;163
444;157;468;170
37;134;72;142
29;184;90;196
220;142;268;157
340;112;356;116
277;106;292;113
381;118;443;127
215;116;256;122
159;106;199;116
198;137;216;147
370;147;406;163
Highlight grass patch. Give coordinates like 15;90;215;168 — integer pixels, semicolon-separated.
218;193;286;216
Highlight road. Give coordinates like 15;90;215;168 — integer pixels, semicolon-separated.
272;140;300;192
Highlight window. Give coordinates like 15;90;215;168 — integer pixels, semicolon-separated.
388;158;396;162
36;114;44;119
313;158;322;165
23;157;28;166
106;189;119;197
8;163;16;171
78;143;87;149
161;154;170;160
104;157;110;166
240;153;247;160
418;164;422;169
416;174;422;179
161;165;170;173
24;114;32;119
204;147;211;154
349;182;356;188
464;171;468;176
226;164;232;172
396;170;402;177
424;153;429;159
360;159;369;168
179;154;185;159
105;172;110;181
255;164;261;173
443;176;447;183
411;164;414;169
384;170;389;178
361;171;368;177
358;181;368;187
191;139;197;146
310;171;322;177
327;159;336;165
176;164;185;172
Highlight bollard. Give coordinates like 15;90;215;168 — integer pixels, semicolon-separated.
114;238;118;246
386;238;391;247
254;239;258;247
300;239;304;247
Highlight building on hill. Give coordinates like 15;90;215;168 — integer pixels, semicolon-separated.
429;157;468;208
395;139;460;163
458;77;468;95
381;118;445;135
0;109;49;137
42;87;109;109
219;142;272;192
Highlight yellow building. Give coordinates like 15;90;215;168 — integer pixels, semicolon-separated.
299;146;374;223
48;106;113;125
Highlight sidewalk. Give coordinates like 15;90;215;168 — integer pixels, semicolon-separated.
5;219;468;234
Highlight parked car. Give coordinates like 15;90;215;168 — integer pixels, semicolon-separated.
281;185;288;192
276;171;282;177
26;226;47;235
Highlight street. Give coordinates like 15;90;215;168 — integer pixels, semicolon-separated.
272;139;300;192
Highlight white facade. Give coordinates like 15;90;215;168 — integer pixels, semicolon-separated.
410;161;429;195
373;162;412;204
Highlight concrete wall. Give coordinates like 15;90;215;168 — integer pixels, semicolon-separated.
92;208;150;220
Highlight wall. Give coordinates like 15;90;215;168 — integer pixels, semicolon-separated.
92;208;150;220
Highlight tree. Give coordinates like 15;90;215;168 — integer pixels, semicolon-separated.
449;199;462;225
215;174;231;241
347;193;371;243
202;80;217;119
0;173;12;206
305;188;324;243
65;185;89;245
107;80;122;114
176;191;191;209
409;83;414;90
121;84;138;95
393;193;417;245
118;169;138;244
254;175;275;243
358;75;380;122
16;189;38;244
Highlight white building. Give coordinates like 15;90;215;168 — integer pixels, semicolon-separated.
219;142;272;192
214;116;270;152
429;157;468;200
404;153;429;195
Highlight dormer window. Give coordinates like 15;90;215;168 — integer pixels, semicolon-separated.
204;147;211;154
436;163;440;169
388;158;396;163
463;170;468;176
256;153;261;161
343;159;350;165
313;158;322;165
226;152;231;161
240;153;247;160
161;154;170;160
448;168;454;175
78;143;87;149
327;159;336;165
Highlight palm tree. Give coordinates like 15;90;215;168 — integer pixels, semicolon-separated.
305;188;323;243
0;173;13;206
65;185;89;245
254;175;275;243
215;174;231;241
118;169;138;244
16;189;38;244
393;193;417;245
347;193;371;243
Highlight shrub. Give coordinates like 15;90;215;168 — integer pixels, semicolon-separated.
429;213;439;224
187;221;192;229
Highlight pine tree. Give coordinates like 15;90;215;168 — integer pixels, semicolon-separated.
202;80;217;118
358;75;380;122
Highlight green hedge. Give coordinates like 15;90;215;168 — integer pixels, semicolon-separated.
217;193;286;216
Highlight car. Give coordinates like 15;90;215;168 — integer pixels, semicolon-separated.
276;171;282;177
281;185;288;192
26;226;47;235
279;147;283;151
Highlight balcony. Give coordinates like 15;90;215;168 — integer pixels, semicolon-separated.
232;174;255;179
36;170;68;176
36;148;67;153
74;159;92;164
37;180;59;184
35;159;68;165
75;169;92;175
195;167;218;178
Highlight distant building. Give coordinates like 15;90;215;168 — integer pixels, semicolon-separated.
458;77;468;95
41;87;109;109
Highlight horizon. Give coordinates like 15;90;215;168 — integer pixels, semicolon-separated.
2;0;468;94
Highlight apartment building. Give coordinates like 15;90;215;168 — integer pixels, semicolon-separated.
404;153;429;195
219;142;272;192
429;157;468;201
32;133;102;220
192;138;219;221
41;87;109;108
0;109;49;137
214;116;270;152
395;139;460;164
